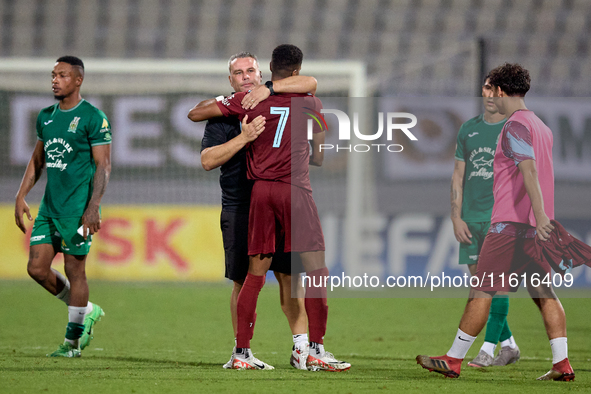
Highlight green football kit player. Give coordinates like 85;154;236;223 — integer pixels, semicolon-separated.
450;76;520;368
15;56;111;358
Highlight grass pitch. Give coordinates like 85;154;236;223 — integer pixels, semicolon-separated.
1;280;590;393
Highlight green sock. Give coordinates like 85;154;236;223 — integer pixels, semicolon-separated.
65;322;85;341
484;296;509;344
499;314;513;343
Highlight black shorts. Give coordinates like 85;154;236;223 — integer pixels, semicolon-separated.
220;210;302;281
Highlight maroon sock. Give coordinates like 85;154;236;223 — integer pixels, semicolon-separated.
305;267;329;344
236;273;265;348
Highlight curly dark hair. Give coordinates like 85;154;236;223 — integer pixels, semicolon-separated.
488;63;530;97
271;44;303;77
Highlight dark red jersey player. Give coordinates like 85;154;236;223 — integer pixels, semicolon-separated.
216;91;321;192
216;92;325;255
188;44;350;372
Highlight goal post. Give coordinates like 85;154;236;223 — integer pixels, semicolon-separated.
0;57;368;276
0;57;366;95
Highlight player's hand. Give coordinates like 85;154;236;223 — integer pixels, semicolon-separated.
15;197;33;234
535;214;554;241
241;85;271;110
81;204;101;240
452;218;472;244
241;115;266;142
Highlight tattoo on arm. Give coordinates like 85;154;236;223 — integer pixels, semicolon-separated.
451;186;458;218
83;164;110;225
90;165;109;204
451;204;460;219
450;185;462;219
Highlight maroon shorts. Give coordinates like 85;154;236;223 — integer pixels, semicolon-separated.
248;180;325;255
474;233;552;292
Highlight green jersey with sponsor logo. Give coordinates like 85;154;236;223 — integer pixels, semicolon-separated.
36;99;111;218
454;114;505;222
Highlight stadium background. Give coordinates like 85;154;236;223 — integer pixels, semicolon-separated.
1;0;590;286
2;2;591;393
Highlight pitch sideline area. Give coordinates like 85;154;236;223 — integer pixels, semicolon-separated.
1;281;589;393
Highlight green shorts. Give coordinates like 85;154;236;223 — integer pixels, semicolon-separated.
458;221;490;265
30;214;92;255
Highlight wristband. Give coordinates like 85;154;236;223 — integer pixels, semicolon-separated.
265;80;275;95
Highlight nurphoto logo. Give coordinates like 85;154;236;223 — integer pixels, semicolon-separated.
305;109;418;152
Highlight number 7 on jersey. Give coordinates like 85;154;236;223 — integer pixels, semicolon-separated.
270;107;290;148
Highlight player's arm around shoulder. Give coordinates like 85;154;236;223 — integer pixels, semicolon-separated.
15;140;45;233
188;99;224;122
188;93;247;122
241;76;318;110
274;76;317;95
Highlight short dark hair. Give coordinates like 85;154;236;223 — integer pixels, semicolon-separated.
56;55;84;70
488;63;531;97
228;51;259;72
271;44;303;76
56;55;84;78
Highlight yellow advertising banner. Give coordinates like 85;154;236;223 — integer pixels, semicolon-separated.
0;205;225;281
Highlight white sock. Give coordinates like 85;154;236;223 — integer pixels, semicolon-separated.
310;342;325;356
550;337;568;364
68;306;86;325
480;341;496;357
54;270;71;305
65;306;86;346
447;329;476;359
500;336;517;349
293;333;308;349
235;348;251;359
85;302;93;316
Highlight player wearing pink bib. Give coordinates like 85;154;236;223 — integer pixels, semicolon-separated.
417;63;574;382
491;110;554;226
473;109;556;293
